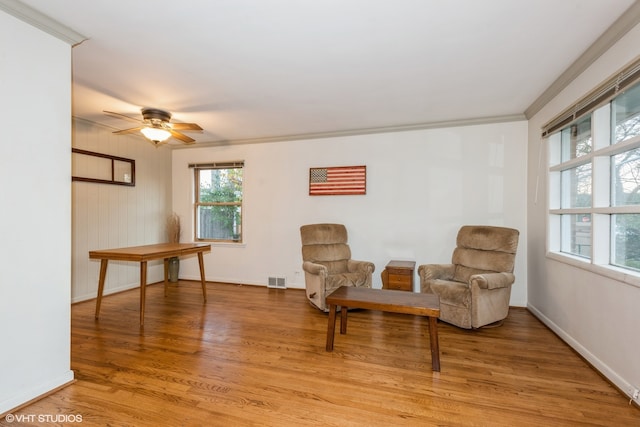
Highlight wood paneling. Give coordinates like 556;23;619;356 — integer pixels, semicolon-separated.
10;282;638;426
71;119;172;302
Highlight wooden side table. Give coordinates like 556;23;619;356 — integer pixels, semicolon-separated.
381;260;415;292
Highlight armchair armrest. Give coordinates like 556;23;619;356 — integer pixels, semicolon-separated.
347;259;375;274
470;272;515;290
302;261;328;277
418;264;455;281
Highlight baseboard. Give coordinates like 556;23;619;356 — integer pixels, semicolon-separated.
178;275;305;289
71;281;140;303
0;370;75;417
72;276;307;304
527;303;638;405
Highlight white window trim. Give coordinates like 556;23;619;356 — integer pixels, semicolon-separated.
192;162;245;243
547;104;640;290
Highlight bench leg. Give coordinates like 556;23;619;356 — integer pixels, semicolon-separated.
326;304;338;351
340;306;348;334
428;316;440;372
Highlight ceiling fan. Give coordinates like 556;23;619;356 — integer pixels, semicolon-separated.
104;108;203;146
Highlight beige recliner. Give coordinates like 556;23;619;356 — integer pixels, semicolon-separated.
300;223;375;311
418;225;519;329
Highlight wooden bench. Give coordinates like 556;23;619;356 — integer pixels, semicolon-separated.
325;286;441;371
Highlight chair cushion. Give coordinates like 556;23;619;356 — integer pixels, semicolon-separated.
300;223;348;245
429;279;471;308
452;247;515;275
326;272;369;291
317;260;348;275
302;243;351;264
457;225;519;253
453;264;495;283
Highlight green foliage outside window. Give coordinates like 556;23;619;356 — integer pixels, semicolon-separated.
196;166;243;242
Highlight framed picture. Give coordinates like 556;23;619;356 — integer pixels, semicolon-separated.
309;165;366;196
72;148;135;186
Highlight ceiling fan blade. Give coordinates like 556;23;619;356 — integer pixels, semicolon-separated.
169;129;195;143
169;123;203;131
113;126;144;135
104;110;143;124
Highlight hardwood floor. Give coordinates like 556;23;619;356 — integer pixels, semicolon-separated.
6;281;639;426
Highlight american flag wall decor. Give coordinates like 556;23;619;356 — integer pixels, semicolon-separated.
309;165;366;196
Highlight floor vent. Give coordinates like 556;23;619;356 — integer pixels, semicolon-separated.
268;276;286;289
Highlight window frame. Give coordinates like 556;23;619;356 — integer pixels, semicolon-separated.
192;161;244;244
546;76;640;289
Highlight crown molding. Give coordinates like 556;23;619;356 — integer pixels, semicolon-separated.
171;114;527;149
525;0;640;119
75;114;526;149
0;0;85;45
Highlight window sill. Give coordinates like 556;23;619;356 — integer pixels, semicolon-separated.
194;240;246;248
213;242;245;248
546;251;640;289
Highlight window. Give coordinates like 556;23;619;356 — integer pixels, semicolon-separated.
613;82;640;144
560;115;592;160
546;62;640;275
192;162;243;243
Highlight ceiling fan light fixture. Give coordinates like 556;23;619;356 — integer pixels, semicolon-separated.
140;127;171;143
106;108;200;145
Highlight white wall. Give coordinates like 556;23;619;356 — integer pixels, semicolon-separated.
0;11;74;414
527;24;640;401
172;121;528;305
71;120;173;302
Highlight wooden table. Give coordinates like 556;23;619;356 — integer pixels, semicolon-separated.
381;260;416;291
89;243;211;325
325;286;441;371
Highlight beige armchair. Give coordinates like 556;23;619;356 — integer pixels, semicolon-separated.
418;225;519;329
300;223;375;311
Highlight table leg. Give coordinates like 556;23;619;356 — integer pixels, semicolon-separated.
94;259;109;319
140;261;147;326
326;304;338;351
198;252;207;302
163;258;169;297
340;307;348;334
428;316;440;372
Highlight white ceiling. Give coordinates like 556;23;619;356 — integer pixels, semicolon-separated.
10;0;640;145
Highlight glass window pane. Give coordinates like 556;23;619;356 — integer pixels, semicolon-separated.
561;116;592;161
612;214;640;271
612;148;640;206
613;83;640;143
198;168;243;203
561;163;592;208
197;205;242;241
561;214;591;258
195;166;243;242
